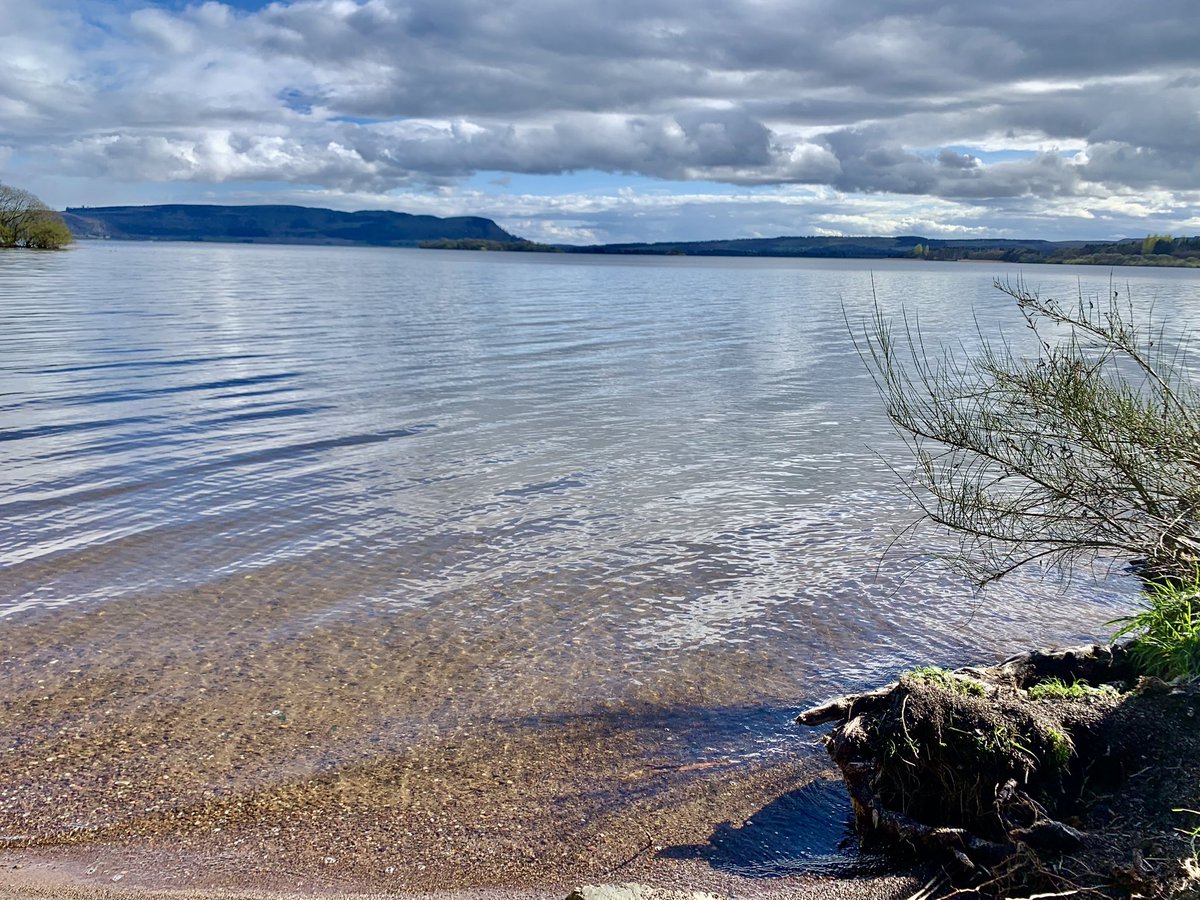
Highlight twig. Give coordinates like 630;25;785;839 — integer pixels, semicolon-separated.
604;834;654;874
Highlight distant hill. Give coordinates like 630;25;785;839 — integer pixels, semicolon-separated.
61;204;520;247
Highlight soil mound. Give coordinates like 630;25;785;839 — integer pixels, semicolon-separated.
800;645;1200;898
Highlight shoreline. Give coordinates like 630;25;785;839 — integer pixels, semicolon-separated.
0;849;924;900
0;758;925;900
0;686;922;900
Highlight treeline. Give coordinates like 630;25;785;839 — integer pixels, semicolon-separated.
911;234;1200;267
418;238;561;252
563;233;1200;266
569;234;1061;260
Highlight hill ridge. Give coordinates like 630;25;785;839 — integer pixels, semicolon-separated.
61;203;520;247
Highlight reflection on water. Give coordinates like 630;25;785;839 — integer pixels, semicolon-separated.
2;244;1194;887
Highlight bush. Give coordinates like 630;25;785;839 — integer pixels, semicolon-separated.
861;279;1200;586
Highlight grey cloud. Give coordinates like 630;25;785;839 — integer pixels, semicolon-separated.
48;108;833;190
937;150;978;170
672;108;773;168
1083;142;1200;192
82;0;1200;124
1086;97;1200;156
817;127;1083;200
6;0;1200;231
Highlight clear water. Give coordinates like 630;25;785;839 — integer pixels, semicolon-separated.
2;243;1196;885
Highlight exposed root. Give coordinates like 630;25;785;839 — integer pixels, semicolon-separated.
799;643;1200;898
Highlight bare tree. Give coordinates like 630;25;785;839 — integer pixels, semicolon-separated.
861;279;1200;585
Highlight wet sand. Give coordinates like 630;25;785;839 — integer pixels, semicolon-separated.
0;856;922;900
0;744;922;898
0;706;922;897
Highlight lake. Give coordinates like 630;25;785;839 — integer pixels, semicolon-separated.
2;243;1196;892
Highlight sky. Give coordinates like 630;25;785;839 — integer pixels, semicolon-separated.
3;0;1200;244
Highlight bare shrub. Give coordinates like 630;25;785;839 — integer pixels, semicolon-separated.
861;279;1200;585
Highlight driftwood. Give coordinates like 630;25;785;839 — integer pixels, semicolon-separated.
979;642;1133;688
797;640;1200;899
798;640;1200;900
796;681;897;727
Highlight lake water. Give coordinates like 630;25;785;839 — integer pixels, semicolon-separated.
2;243;1197;891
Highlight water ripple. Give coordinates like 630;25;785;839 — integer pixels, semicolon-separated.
4;243;1191;710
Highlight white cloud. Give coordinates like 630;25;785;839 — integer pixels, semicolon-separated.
4;0;1200;240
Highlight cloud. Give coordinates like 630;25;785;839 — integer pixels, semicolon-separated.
46;110;842;190
4;0;1200;239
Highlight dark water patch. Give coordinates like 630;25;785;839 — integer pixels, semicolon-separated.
30;353;270;376
37;371;302;408
196;404;331;427
22;427;214;463
208;385;301;401
0;413;172;443
0;477;149;517
211;423;435;470
498;474;589;497
1;424;430;518
658;778;901;877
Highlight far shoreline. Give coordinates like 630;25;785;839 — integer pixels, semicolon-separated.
56;203;1200;267
51;236;1200;269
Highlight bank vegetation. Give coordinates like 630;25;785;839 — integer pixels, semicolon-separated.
805;281;1200;898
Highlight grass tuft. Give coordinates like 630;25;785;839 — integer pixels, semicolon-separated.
903;665;987;697
1110;571;1200;680
1044;726;1073;769
1177;808;1200;881
1027;677;1119;701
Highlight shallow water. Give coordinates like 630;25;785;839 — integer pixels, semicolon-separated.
2;243;1196;888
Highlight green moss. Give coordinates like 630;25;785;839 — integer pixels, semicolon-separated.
903;665;987;697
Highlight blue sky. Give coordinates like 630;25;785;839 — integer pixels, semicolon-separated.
4;1;1199;244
